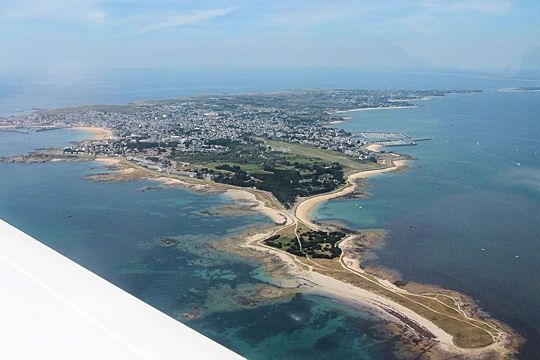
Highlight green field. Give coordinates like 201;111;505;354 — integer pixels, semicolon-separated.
173;138;380;207
264;140;383;173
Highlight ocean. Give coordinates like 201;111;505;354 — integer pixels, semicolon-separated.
315;90;540;358
0;69;539;358
2;68;537;116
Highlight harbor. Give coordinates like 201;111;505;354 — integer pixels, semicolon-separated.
354;131;432;146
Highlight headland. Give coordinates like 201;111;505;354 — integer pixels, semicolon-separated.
0;88;520;358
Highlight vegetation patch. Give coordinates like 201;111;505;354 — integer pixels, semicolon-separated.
264;230;346;259
174;139;352;207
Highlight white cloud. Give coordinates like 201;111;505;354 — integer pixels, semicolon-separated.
2;1;233;32
131;7;234;34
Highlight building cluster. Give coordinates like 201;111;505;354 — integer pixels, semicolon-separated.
2;89;466;169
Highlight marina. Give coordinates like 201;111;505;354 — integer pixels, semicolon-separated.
354;131;432;146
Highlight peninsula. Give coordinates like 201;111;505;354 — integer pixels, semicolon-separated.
0;89;519;358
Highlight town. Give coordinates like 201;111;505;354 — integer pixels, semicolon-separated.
1;89;477;206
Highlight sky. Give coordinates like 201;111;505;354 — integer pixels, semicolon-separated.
1;0;540;76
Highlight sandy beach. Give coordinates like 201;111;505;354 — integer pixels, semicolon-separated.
0;125;113;140
301;270;511;357
239;218;512;358
239;190;515;358
223;189;292;225
366;143;383;152
72;126;113;140
327;120;344;124
234;158;514;357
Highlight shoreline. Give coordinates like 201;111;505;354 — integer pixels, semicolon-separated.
235;160;517;357
365;143;383;152
222;189;292;225
0;125;114;140
333;105;418;114
236;215;515;358
1;134;519;357
295;159;408;228
498;87;540;93
71;126;113;140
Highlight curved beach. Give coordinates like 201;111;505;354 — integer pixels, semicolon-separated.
71;126;113;140
295;160;408;228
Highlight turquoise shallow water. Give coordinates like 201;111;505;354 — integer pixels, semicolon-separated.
315;91;540;358
0;131;401;359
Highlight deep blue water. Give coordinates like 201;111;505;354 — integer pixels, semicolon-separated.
315;91;540;358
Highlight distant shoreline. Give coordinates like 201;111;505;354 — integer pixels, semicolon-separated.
498;87;540;93
333;105;418;114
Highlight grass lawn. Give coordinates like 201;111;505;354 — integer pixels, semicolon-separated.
265;140;382;172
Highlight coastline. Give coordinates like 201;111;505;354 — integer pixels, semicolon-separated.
295;159;408;229
333;105;418;114
233;160;517;358
1;127;519;357
365;143;383;152
0;125;113;140
71;126;113;140
222;189;292;225
498;87;540;93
